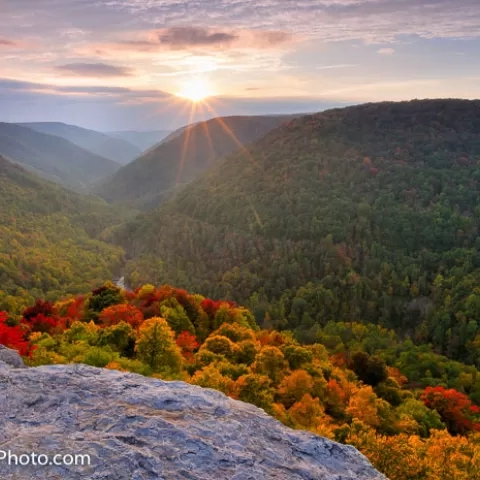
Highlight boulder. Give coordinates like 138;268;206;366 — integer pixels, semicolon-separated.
0;345;25;368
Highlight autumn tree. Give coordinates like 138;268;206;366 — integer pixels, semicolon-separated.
346;386;389;428
85;283;124;322
135;317;183;374
422;386;480;435
176;331;199;363
288;394;325;429
0;311;31;356
233;373;275;413
99;304;144;329
202;335;239;361
252;346;289;384
277;369;314;408
22;299;60;335
281;344;314;370
97;322;136;357
191;364;234;394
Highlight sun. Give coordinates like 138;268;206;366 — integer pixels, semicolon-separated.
177;78;212;102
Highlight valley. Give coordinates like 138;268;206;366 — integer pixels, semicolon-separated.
1;99;480;480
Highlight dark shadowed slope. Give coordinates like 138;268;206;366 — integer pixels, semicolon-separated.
110;99;480;359
18;122;141;165
0;154;126;312
98;115;295;209
0;123;120;190
106;130;172;152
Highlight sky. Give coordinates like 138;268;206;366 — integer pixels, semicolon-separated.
1;0;479;131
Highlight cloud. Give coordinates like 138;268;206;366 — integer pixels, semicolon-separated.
316;64;358;70
2;0;480;46
0;77;170;98
252;31;293;47
54;63;134;77
0;38;17;46
377;48;395;55
80;0;480;43
158;27;238;48
102;27;294;55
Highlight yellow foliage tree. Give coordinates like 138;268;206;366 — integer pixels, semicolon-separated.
135;317;183;374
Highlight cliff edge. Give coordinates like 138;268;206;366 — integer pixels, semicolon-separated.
0;359;386;479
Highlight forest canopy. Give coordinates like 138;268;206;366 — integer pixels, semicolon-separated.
1;281;479;480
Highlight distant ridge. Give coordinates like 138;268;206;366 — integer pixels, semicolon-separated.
19;122;141;165
106;130;172;152
98;114;298;209
0;123;120;191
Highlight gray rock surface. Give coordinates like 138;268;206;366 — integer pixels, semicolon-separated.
0;345;25;368
0;362;386;480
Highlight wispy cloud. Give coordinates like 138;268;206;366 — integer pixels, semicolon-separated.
0;77;168;97
316;64;358;70
158;27;238;49
0;37;17;46
377;48;395;55
2;0;480;44
54;63;134;77
96;27;295;56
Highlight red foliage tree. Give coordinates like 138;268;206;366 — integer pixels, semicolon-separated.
23;299;56;321
422;386;480;435
176;331;200;363
99;304;144;329
22;300;60;335
0;311;31;356
201;299;223;318
65;296;85;321
25;314;58;335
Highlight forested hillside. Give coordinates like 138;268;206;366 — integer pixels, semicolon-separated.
19;122;141;165
0;123;120;190
1;282;479;479
111;99;480;364
0;155;128;314
98;115;295;209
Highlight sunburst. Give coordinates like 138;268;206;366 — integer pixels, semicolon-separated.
176;78;212;102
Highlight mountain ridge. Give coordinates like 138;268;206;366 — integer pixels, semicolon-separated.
0;123;120;190
18;122;141;165
98;114;299;209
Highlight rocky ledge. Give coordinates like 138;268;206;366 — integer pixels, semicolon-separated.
0;356;385;480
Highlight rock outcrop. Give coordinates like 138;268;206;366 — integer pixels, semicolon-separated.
0;362;386;479
0;345;25;368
